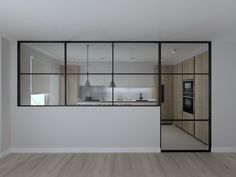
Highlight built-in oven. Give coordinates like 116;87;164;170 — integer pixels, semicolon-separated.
183;97;194;114
183;80;194;114
183;80;194;96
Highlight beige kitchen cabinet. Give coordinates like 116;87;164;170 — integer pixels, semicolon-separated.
153;65;159;103
195;121;208;144
195;51;209;73
183;57;194;80
183;111;194;135
161;65;173;123
60;65;80;105
173;63;183;128
182;57;194;135
194;74;209;144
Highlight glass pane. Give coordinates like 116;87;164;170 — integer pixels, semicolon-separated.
67;43;112;73
20;75;64;105
160;43;210;148
161;120;208;150
68;75;112;105
114;43;158;73
161;43;209;74
114;75;158;105
20;43;64;73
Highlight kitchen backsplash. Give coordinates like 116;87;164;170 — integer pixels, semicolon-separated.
80;86;154;101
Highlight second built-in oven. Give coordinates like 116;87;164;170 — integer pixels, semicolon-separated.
183;80;194;114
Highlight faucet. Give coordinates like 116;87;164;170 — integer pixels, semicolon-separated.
139;93;143;100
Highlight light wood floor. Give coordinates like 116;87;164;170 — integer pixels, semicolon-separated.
0;153;236;177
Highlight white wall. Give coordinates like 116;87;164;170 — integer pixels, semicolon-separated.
212;39;236;151
0;37;2;154
1;37;236;154
5;40;160;152
0;38;11;157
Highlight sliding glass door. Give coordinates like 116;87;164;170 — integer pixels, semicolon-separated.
160;42;211;151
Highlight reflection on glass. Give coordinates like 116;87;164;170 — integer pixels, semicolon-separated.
31;94;49;105
20;43;64;73
160;43;210;151
114;75;158;105
161;43;208;74
114;43;158;73
67;75;112;105
67;43;112;73
161;121;208;150
20;75;64;105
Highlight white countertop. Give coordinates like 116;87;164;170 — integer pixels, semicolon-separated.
76;99;157;105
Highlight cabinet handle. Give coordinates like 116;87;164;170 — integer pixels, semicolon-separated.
161;85;164;103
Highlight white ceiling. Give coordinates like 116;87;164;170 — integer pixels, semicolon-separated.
0;0;236;41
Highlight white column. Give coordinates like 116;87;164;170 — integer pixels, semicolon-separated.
0;37;2;155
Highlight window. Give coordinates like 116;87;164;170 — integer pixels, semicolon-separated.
18;42;160;106
31;94;48;105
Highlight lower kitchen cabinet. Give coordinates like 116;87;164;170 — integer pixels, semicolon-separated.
195;121;208;144
183;112;194;135
173;63;183;128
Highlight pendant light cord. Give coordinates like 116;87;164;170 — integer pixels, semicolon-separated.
86;45;89;78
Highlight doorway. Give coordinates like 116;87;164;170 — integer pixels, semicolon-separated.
160;42;211;152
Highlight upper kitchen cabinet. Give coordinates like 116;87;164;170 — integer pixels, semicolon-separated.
183;57;194;79
20;43;64;73
114;43;158;73
67;43;112;74
195;51;209;73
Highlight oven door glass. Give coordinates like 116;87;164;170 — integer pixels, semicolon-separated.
183;97;193;114
183;81;193;93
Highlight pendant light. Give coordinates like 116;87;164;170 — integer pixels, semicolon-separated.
109;43;116;87
109;80;116;87
85;44;91;87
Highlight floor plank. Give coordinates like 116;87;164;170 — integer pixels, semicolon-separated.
0;153;236;177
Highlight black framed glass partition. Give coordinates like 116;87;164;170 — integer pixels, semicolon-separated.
17;41;211;152
160;43;211;151
18;42;160;106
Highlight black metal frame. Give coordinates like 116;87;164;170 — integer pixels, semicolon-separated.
17;41;212;152
18;41;161;107
159;41;211;152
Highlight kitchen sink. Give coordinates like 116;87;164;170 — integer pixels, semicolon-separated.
136;100;149;102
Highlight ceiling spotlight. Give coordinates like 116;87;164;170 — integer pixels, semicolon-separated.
172;48;177;54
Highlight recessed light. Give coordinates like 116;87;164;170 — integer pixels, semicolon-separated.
130;57;135;62
171;48;177;54
100;57;105;61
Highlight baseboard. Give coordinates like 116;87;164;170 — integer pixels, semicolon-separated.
0;149;10;158
9;147;161;153
212;147;236;152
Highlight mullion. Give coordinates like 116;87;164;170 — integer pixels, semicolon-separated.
161;119;209;121
64;73;210;75
17;42;21;106
66;73;113;75
112;43;114;105
65;42;67;106
19;73;64;75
